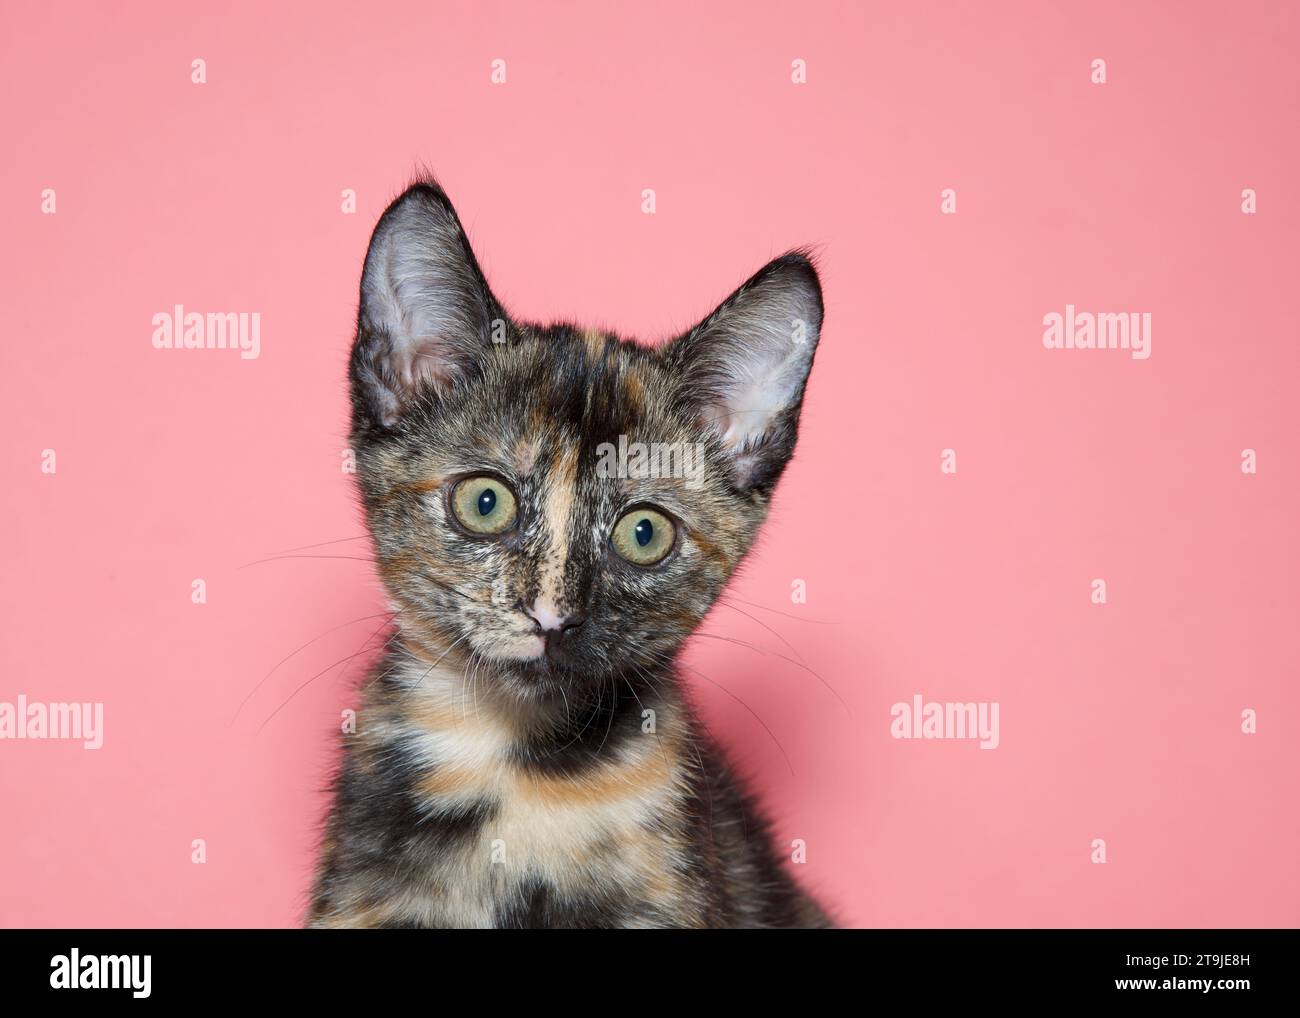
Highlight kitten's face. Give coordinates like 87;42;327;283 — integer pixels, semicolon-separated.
349;184;822;701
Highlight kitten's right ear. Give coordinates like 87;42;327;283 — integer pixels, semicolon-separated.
351;183;500;430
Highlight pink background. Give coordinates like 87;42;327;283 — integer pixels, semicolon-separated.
2;0;1298;928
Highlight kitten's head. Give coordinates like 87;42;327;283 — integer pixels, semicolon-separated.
349;183;822;701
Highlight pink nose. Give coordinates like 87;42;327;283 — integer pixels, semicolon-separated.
525;598;592;637
526;603;569;632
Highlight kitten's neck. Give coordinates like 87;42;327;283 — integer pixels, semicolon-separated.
378;639;683;749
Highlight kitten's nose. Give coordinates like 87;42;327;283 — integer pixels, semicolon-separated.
521;601;586;641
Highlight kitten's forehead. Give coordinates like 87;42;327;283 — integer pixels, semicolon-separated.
508;326;665;422
448;328;681;463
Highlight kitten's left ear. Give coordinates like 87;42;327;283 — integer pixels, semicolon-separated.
668;253;823;494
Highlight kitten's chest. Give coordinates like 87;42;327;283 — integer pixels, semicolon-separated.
399;701;691;927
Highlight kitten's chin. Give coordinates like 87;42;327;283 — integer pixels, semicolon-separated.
485;639;590;688
476;632;547;664
462;631;614;692
453;635;566;695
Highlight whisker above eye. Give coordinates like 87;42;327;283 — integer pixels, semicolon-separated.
238;552;377;569
245;534;372;559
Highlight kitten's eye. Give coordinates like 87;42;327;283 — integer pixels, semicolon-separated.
451;476;518;535
611;508;675;566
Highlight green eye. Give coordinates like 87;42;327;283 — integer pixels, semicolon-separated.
611;508;676;566
451;476;518;535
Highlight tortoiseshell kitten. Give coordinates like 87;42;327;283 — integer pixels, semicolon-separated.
308;181;831;929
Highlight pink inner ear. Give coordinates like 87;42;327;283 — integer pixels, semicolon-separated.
701;386;784;454
406;344;457;390
699;405;739;447
365;336;460;428
699;405;775;490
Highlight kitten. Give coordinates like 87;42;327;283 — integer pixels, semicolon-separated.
308;181;831;928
